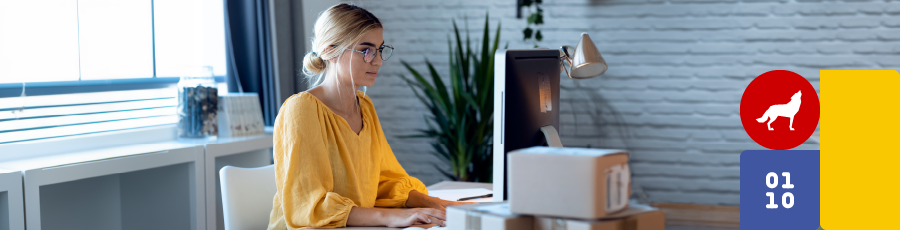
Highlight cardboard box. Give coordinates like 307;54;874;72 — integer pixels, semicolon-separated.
534;204;666;230
509;147;631;219
447;202;534;230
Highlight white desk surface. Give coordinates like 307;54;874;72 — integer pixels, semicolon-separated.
176;132;273;146
306;181;492;230
0;141;200;171
0;132;272;172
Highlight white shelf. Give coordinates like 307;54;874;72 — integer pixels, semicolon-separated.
17;143;206;230
199;133;274;230
0;141;197;172
0;170;24;230
0;128;274;230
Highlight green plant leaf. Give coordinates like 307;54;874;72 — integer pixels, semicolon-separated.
398;75;433;110
432;162;459;181
452;20;467;83
479;22;501;108
465;17;473;92
523;27;533;40
461;93;480;115
401;60;451;118
535;12;544;25
479;12;491;90
425;59;453;116
536;30;543;42
431;142;453;163
527;13;538;24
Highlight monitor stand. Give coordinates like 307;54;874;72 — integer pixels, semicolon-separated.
540;125;564;147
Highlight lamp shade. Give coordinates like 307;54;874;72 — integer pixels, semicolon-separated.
560;33;608;79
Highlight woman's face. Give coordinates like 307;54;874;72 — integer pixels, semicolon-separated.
331;28;384;88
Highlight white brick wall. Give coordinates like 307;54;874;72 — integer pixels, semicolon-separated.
354;0;898;205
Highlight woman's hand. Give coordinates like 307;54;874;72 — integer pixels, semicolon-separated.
381;208;447;228
405;190;476;212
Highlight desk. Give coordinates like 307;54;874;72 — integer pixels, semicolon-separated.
307;181;492;230
426;181;492;191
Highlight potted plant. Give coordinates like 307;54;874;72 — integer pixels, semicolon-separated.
399;14;502;182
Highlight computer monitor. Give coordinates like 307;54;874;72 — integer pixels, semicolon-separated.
492;49;561;201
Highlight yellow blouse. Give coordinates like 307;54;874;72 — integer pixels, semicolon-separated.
267;90;429;230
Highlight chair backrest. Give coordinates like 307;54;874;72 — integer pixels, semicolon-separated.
220;164;277;230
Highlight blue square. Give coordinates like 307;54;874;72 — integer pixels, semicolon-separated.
741;150;820;230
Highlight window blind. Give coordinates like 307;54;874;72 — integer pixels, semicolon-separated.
0;88;178;144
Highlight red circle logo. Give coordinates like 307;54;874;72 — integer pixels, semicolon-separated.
740;70;820;150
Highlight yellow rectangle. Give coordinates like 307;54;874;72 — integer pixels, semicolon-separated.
821;70;900;229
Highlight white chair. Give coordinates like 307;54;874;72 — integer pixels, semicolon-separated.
220;164;277;230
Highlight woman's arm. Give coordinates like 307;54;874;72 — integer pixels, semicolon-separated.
405;190;475;211
347;206;446;227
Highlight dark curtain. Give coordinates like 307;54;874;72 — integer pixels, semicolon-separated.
224;0;277;126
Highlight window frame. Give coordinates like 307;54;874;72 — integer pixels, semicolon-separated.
0;76;226;98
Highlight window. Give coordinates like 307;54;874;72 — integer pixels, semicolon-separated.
0;0;227;144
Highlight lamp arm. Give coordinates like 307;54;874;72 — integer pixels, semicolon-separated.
559;46;575;79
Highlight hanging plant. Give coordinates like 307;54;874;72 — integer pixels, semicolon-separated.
521;0;544;48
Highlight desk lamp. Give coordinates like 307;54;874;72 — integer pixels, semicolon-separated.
560;33;608;79
540;32;609;147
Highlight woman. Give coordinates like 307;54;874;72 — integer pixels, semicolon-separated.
267;4;470;229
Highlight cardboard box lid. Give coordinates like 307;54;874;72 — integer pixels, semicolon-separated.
448;202;534;230
535;207;665;230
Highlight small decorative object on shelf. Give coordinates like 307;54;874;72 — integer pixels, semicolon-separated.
217;93;265;137
177;66;218;138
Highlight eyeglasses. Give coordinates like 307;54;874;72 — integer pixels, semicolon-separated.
346;45;393;63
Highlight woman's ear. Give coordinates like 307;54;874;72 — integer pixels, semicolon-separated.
323;46;337;64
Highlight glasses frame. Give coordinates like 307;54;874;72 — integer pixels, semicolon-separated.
345;45;393;63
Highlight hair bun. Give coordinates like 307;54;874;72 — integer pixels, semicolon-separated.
302;51;326;76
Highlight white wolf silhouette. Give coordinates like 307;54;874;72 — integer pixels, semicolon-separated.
756;91;802;131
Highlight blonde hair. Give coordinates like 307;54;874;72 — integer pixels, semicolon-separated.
302;3;382;87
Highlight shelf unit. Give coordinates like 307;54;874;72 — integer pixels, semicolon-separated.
0;143;206;230
0;170;23;230
192;134;273;230
0;126;274;230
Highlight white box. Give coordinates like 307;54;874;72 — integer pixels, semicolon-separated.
509;147;631;219
447;202;533;230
